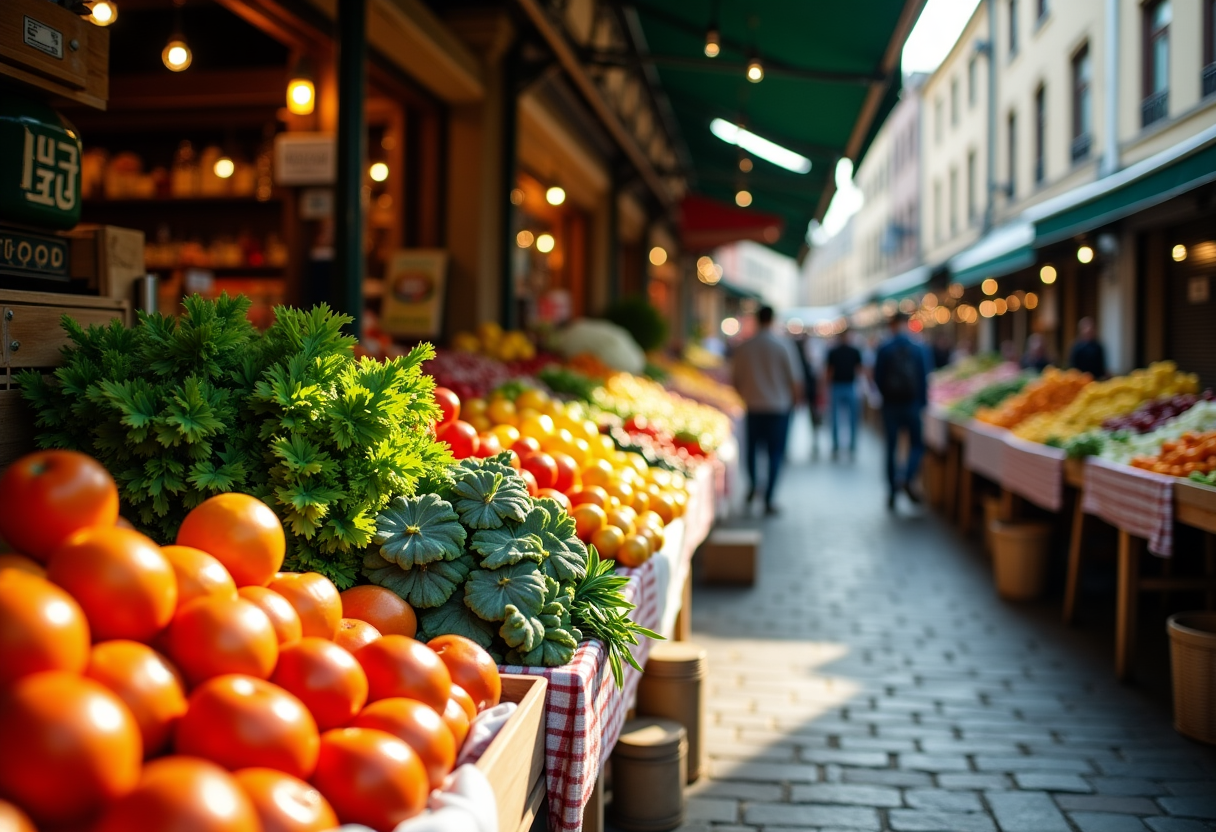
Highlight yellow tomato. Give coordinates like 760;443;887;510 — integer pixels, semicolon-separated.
568;439;591;467
490;424;521;447
647;469;673;488
581;459;616;489
590;525;624;559
468;414;492;434
625;453;648;476
487;397;517;426
515;388;550;413
577;420;600;442
595;435;616;456
606;506;638;536
616;535;651;568
464;398;488;419
519;413;555;441
637;510;665;531
649;492;676;525
605;480;634;508
631;490;651;516
541;429;577;457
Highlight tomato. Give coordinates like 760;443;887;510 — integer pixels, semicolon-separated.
238;586;303;647
0;570;90;687
537;489;571;512
176;494;285;588
47;527;176;642
448;684;477;723
351;698;455;790
354;635;452;712
568;485;609;509
0;450;119;562
473;431;503;459
511;436;541;457
339;585;417;638
630;489;651;515
432;387;460;427
615;535;651;568
571;504;607;543
440;698;470;749
268;573;343;640
518;413;554;442
581;459;615;489
94;756;260;832
605;506;638;536
0;800;34;832
551;452;580;493
161;545;238;609
605;480;635;508
436;420;479;460
312;728;428;831
0;672;142;826
486;397;517;427
334;618;381;653
271;638;368;731
165;596;279;686
426;634;501;713
176;675;320;779
234;768;338;832
590;525;624;559
86;640;188;756
637;523;664;553
0;554;44;578
520;468;539;497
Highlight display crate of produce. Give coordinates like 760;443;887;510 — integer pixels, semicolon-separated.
478;674;549;832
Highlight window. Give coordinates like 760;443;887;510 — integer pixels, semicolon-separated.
1009;0;1019;56
935;98;944;143
951;78;959;126
1038;0;1048;22
1143;0;1171;126
1204;0;1216;96
1034;85;1046;184
934;180;942;242
1007;110;1017;199
968;55;978;107
1072;45;1093;161
949;167;958;234
967;150;977;223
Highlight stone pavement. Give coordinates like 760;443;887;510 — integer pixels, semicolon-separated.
675;426;1216;832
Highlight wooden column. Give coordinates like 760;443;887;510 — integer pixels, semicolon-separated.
334;0;367;339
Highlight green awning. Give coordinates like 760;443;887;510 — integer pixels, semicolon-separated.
948;222;1036;287
1031;124;1216;245
872;265;931;301
718;279;764;301
626;0;925;257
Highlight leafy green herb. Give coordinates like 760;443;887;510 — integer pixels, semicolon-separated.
571;546;663;687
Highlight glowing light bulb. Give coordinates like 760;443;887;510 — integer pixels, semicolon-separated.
1172;244;1187;262
735;189;753;207
287;77;315;115
981;278;998;295
704;29;720;58
1077;245;1094;264
213;157;234;179
89;0;117;26
545;186;566;206
162;39;192;71
1040;264;1057;284
649;246;668;266
536;233;555;253
516;230;534;248
746;59;764;83
369;162;389;182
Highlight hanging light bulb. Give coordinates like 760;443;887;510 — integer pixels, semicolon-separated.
213;157;235;179
545;186;566;206
369;162;389;182
286;59;315;116
746;57;764;83
735;189;753;207
536;233;555;253
162;37;192;71
704;28;721;58
88;0;118;26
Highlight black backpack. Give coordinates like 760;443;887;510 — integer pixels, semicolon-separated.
882;341;921;405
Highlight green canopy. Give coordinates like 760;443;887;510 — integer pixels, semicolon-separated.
626;0;924;257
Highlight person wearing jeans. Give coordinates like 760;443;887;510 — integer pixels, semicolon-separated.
873;313;930;510
825;330;863;458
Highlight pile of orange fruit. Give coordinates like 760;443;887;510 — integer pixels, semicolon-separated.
975;367;1093;429
0;450;502;832
1130;430;1216;477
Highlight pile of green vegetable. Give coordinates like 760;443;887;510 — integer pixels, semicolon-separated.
18;295;452;588
947;375;1031;418
365;453;659;683
535;365;602;402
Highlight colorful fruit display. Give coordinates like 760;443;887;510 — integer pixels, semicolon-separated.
451;321;537;363
1101;390;1215;434
0;454;503;832
1130;430;1216;477
975;367;1093;429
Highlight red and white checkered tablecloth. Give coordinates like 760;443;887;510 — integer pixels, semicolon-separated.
924;407;951;454
1082;457;1175;556
964;421;1008;483
1001;435;1066;511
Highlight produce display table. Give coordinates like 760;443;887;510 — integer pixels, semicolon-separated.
1001;435;1066;512
959;422;1008;533
924;406;951;454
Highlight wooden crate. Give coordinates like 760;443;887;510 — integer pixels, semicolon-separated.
0;0;110;109
68;225;147;302
1;289;129;468
477;674;549;832
700;529;761;586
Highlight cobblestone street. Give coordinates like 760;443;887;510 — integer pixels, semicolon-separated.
681;425;1216;832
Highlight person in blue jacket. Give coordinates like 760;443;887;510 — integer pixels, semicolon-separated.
873;313;931;511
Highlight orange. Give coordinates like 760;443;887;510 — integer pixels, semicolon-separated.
490;424;521;448
312;728;429;831
590;526;624;559
426;634;501;713
606;506;638;536
239;586;304;647
649;492;676;525
572;504;607;543
339;585;417;638
165;595;279;686
175;675;320;779
271;638;368;732
440;698;470;749
616;535;651;568
514;388;549;413
86;640;188;756
0;570;90;687
0;672;142;826
448;684;477;723
486;397;517;426
636;524;664;555
234;768;338;832
354;635;452;712
47;526;177;642
605;480;635;507
351;698;456;790
335;618;382;653
581;459;615;489
268;573;342;640
95;757;260;832
176;493;285;588
0;554;45;578
637;510;665;530
162;545;238;609
630;489;651;515
568;485;609;509
0;450;118;562
518;413;554;442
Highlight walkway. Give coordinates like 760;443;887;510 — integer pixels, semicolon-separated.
681;421;1216;832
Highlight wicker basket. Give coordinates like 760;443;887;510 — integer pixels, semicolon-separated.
989;521;1052;601
1168;612;1216;745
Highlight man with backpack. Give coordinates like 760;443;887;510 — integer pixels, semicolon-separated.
873;313;931;511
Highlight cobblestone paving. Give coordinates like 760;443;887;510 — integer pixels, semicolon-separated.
678;430;1216;832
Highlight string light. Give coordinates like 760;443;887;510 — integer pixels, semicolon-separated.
981;278;998;295
162;38;192;71
88;1;118;26
213;157;234;179
649;247;668;266
510;189;525;206
746;57;764;83
286;76;315;115
536;233;555;253
545;186;566;206
1077;245;1094;264
516;230;534;248
704;28;721;58
1040;264;1057;284
369;162;389;182
735;189;753;207
1172;244;1188;261
1025;292;1040;309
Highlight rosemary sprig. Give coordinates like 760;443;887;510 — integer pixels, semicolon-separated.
571;546;663;688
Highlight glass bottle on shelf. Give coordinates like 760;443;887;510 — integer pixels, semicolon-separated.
171;141;198;198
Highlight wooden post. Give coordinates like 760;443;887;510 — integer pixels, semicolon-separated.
1062;493;1086;625
583;772;604;832
958;466;974;535
333;0;367;339
1115;531;1142;682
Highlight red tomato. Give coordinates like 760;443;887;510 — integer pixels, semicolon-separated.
161;545;238;609
238;586;303;647
354;635;452;712
0;450;119;562
0;554;44;578
426;634;501;713
339;585;416;638
551;452;580;493
47;526;178;642
432;387;460;427
351;698;455;790
0;672;142;826
234;768;338;832
0;570;90;687
473;432;503;458
312;728;428;831
520;453;558;490
520;469;539;497
440;698;470;749
267;573;342;640
176;494;285;588
537;489;571;512
511;437;541;457
86;640;188;756
175;675;320;779
271;638;368;731
568;485;610;509
94;757;260;832
436;420;479;460
165;596;279;686
334;618;381;654
448;684;477;722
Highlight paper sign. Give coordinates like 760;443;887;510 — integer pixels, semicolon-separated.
380;249;448;338
273;133;336;186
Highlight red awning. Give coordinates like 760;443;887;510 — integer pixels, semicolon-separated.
678;193;786;251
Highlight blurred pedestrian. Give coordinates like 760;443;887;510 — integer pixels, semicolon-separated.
932;333;953;369
1022;333;1050;372
731;306;801;515
825;328;864;459
1068;317;1107;378
874;313;930;511
794;333;822;459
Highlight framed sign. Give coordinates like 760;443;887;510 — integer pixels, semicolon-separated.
273;133;335;186
380;249;448;338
